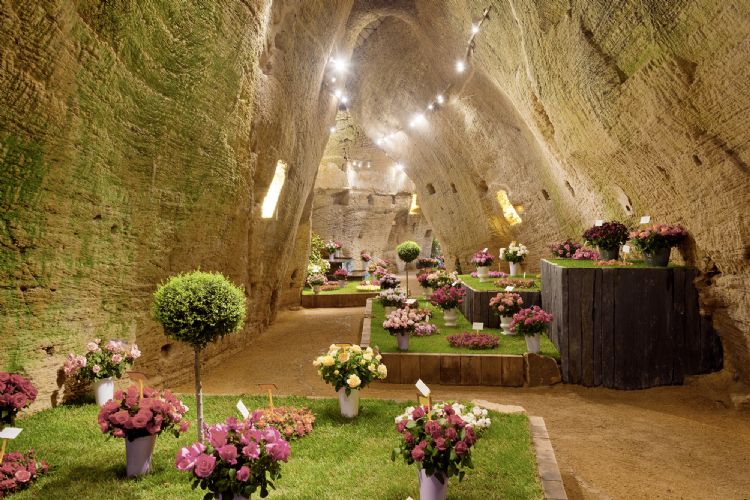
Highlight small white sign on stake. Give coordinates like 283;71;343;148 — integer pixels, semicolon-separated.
505;286;515;292
622;244;631;254
405;298;417;306
451;281;460;287
482;248;488;253
594;219;604;227
472;322;484;332
236;400;249;419
0;427;22;440
415;378;431;397
640;215;651;224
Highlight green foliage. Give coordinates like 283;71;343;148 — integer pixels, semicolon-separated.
307;233;330;276
396;241;421;263
152;271;247;350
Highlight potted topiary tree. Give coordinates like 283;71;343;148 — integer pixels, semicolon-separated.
396;241;421;296
152;271;247;442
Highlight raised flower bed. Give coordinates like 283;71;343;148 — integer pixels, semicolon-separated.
458;274;541;329
301;280;380;308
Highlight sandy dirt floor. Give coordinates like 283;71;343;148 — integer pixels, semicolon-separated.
176;302;750;500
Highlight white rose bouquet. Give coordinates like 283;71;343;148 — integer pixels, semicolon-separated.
313;344;387;396
378;287;407;307
499;242;529;263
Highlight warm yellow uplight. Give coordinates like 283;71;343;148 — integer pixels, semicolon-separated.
496;190;522;225
409;193;420;214
261;160;287;218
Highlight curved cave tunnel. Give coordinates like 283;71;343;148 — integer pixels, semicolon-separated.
1;0;749;416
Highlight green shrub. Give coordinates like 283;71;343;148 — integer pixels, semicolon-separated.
396;241;421;263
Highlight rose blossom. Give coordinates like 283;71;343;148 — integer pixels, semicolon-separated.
14;470;31;483
217;444;238;465
236;465;251;482
193;454;216;478
455;440;469;455
175;443;206;471
242;442;259;459
112;354;123;364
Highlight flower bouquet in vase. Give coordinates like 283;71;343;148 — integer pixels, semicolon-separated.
499;242;528;275
333;267;349;288
489;292;524;335
379;273;401;290
549;240;582;259
306;273;326;294
471;249;494;282
63;339;141;406
630;224;688;266
98;385;189;477
176;417;291;499
429;285;465;327
324;240;339;261
0;450;48;497
378;287;407;315
313;345;387;418
0;373;37;427
383;307;420;351
416;270;433;298
510;306;554;354
392;402;492;500
583;221;629;260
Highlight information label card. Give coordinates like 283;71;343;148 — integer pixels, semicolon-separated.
415;379;431;397
640;215;651;224
236;400;249;419
472;322;484;331
0;428;22;440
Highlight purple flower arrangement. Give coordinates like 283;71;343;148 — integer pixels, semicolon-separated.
470;270;506;279
489;292;524;317
379;273;401;289
582;221;629;251
0;373;37;425
447;332;499;350
429;285;466;310
510;306;554;336
416;270;432;287
572;247;599;260
471;249;494;267
630;224;688;252
550;240;582;258
0;450;48;497
413;323;438;337
176;417;291;499
98;385;189;440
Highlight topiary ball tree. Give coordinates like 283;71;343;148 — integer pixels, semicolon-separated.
396;241;421;296
152;271;247;442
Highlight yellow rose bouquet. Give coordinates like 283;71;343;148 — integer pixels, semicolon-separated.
313;344;387;396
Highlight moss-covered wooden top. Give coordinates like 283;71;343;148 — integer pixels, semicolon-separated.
543;258;686;269
301;281;379;295
458;274;542;292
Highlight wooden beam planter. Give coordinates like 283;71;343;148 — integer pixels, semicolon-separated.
461;283;541;329
541;259;722;389
301;292;378;308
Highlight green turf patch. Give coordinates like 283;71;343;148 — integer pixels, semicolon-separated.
458;274;542;292
11;396;542;499
369;300;559;359
301;281;378;295
544;258;685;269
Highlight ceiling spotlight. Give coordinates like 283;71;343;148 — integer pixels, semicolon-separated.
330;57;348;73
331;77;336;83
410;113;426;128
376;138;384;146
329;126;336;133
436;94;444;104
395;163;404;171
456;60;466;73
340;95;348;104
472;24;480;34
334;89;343;98
427;103;434;111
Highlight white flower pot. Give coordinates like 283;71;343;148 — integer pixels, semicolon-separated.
335;250;342;258
338;388;360;418
338;280;347;288
312;285;321;294
418;469;448;500
509;262;520;276
500;315;514;335
329;254;334;262
525;333;541;353
443;308;458;327
476;266;490;282
125;434;157;477
396;332;410;351
94;377;115;407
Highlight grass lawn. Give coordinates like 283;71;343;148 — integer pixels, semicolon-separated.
370;300;559;359
301;281;378;295
11;396;541;499
458;274;542;292
545;258;684;269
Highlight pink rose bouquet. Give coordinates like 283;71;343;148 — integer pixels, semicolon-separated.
333;268;349;278
510;306;554;336
447;332;499;350
572;247;599;260
176;417;290;499
630;224;688;253
383;307;421;335
470;270;506;278
98;385;189;441
0;373;38;425
248;406;315;441
413;323;438;337
471;249;494;267
0;450;48;497
391;402;491;483
550;239;582;258
489;292;523;317
63;338;140;382
429;285;466;310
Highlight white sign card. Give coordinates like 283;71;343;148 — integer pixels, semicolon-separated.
236;400;249;419
415;378;431;397
482;248;488;253
472;322;484;331
505;286;514;292
640;215;651;224
405;298;417;306
451;281;460;287
0;427;22;440
523;272;527;278
622;244;631;254
594;219;604;226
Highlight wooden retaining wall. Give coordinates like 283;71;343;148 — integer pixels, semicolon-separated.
461;285;541;329
541;260;722;389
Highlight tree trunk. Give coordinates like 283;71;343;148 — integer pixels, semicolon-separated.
194;347;204;443
405;266;410;296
